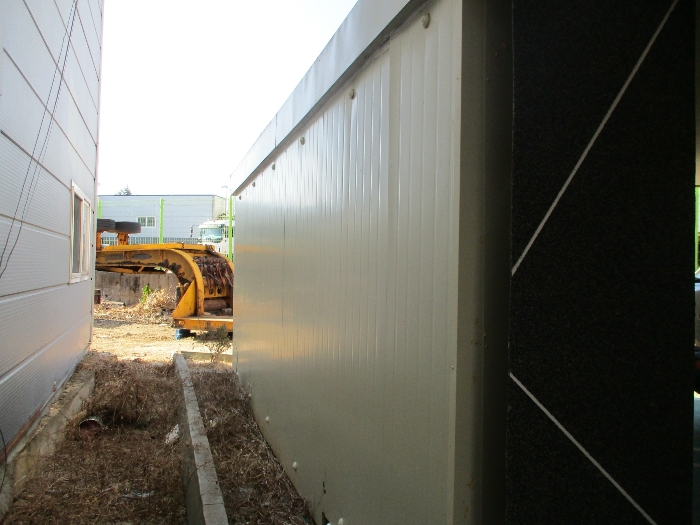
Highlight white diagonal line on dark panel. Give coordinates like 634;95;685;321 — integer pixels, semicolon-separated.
509;373;657;524
511;0;680;276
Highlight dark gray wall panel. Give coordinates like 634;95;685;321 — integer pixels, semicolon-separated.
507;382;651;524
511;0;672;261
508;0;693;523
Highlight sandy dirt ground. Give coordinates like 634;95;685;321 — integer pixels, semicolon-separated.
91;318;214;361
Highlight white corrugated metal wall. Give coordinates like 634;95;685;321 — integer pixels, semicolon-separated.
0;0;102;449
234;0;464;522
98;194;228;241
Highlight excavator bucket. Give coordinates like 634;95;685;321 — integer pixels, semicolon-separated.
95;225;234;335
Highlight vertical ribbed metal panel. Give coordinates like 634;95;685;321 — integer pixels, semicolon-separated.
234;1;462;522
0;0;100;449
98;195;227;239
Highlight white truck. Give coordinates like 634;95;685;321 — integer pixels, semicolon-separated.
198;218;234;257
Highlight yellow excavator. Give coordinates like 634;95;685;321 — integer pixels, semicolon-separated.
95;219;233;337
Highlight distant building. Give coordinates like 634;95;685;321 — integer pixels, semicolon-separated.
98;194;229;244
0;0;103;460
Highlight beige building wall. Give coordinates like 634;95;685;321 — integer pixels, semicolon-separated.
233;0;476;522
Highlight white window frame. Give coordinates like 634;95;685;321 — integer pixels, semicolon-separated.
70;182;92;283
137;216;156;228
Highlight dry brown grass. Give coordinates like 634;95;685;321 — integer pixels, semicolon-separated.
3;354;185;525
94;289;177;325
191;366;312;525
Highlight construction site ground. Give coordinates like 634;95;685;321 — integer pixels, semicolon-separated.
92;318;210;362
2;353;186;525
92;292;218;362
191;368;313;524
1;300;311;524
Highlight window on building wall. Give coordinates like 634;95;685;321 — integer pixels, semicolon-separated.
70;183;92;282
137;216;156;228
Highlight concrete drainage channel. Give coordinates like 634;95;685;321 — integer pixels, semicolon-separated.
0;368;96;522
175;353;228;524
0;355;227;524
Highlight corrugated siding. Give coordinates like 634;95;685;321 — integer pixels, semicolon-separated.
234;0;461;522
0;0;100;447
0;301;91;445
86;0;103;49
24;0;100;134
0;134;71;236
3;0;97;169
76;0;100;76
0;283;92;378
55;0;99;100
0;52;95;191
98;196;228;239
0;219;70;297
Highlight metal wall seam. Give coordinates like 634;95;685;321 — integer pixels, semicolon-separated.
0;54;96;190
52;0;100;103
85;0;102;48
76;0;100;73
231;0;429;193
22;0;100;122
73;10;98;85
52;0;74;26
0;311;91;449
0;219;70;298
0;134;72;235
0;280;91;377
0;0;100;450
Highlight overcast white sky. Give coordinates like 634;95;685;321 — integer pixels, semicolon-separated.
97;0;359;197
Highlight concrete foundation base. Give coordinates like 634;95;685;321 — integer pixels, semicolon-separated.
0;367;95;522
175;354;228;525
